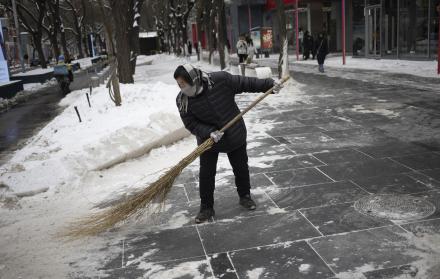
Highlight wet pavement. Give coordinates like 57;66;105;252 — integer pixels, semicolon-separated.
99;65;440;278
0;70;99;166
91;63;440;278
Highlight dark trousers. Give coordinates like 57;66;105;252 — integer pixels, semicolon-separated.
238;54;248;63
199;144;250;208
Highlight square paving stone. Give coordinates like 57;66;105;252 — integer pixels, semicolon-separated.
216;173;274;188
267;181;367;210
209;253;237;279
246;143;295;157
183;173;273;202
267;125;324;137
197;211;320;254
402;218;440;236
228;241;334;279
405;171;440;190
312;149;372;164
322;128;395;145
308;226;419;275
391;153;440;171
277;132;336;146
420;168;440;182
352;173;433;194
123;226;205;263
299;117;361;131
105;256;213;279
317;158;411;181
195;189;278;221
249;154;324;173
265;168;334;188
357;142;431;158
291;109;335;120
300;203;393;235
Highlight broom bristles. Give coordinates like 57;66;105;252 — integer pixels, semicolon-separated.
61;138;214;239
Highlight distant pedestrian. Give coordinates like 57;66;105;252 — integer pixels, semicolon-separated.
187;41;193;55
246;36;255;64
236;35;248;63
298;27;304;53
302;31;313;60
194;42;200;60
315;32;328;73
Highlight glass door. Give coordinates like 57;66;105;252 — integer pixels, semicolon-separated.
366;5;382;57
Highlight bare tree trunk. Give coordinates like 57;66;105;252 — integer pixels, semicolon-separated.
109;0;134;83
217;0;226;69
33;34;47;68
276;0;287;78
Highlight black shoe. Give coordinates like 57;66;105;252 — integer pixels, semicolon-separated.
239;194;256;210
195;206;215;224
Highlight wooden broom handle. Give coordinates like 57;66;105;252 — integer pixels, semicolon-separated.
219;75;290;133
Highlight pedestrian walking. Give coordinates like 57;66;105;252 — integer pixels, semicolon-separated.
298;27;304;53
173;64;283;223
315;32;329;73
302;31;313;60
187;41;193;55
236;35;248;63
246;36;255;64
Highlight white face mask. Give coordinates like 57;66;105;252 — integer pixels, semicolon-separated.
181;84;197;97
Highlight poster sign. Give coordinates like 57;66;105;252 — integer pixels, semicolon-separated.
0;20;10;82
250;30;261;50
261;28;273;50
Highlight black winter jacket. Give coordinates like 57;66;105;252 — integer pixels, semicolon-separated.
176;71;274;153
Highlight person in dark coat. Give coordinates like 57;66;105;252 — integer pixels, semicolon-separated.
174;64;283;223
302;31;313;60
315;32;329;73
187;41;193;55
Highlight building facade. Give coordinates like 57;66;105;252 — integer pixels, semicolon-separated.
211;0;439;60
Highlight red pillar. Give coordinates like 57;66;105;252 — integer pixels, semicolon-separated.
342;0;346;65
296;0;299;61
437;4;440;75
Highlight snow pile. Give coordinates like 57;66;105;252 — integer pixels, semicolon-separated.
13;68;53;77
0;73;182;195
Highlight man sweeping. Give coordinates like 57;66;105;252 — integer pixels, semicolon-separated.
174;64;283;223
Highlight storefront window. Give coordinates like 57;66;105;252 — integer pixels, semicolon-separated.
383;0;398;57
352;0;365;56
399;0;430;58
285;3;309;52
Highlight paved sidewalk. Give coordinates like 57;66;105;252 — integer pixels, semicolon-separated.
99;67;440;278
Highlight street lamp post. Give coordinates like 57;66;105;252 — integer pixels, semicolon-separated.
342;0;346;65
11;0;25;72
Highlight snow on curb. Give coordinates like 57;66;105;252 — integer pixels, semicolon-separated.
0;77;183;196
94;127;190;170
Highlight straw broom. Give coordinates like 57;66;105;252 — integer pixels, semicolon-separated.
63;75;290;238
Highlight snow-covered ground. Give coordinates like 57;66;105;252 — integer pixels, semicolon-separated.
12;67;53;77
225;51;439;78
295;56;439;78
0;54;239;278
